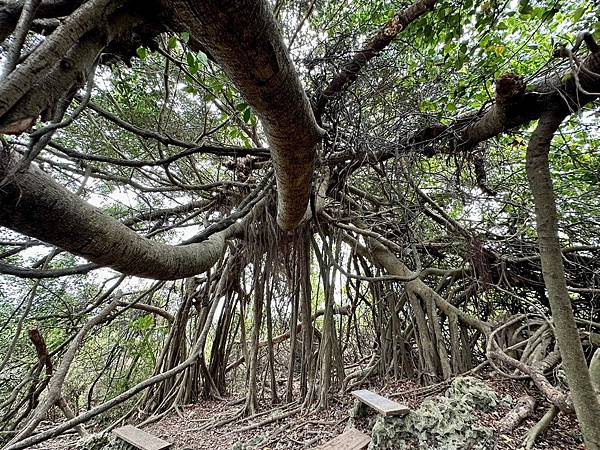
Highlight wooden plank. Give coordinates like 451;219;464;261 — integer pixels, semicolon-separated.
315;428;370;450
351;389;410;416
113;425;172;450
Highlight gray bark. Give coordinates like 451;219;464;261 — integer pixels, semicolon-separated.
0;0;124;122
526;111;600;449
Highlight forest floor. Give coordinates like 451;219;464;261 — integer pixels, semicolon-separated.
37;375;582;450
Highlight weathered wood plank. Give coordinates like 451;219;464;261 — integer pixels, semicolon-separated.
351;389;410;416
113;425;172;450
315;428;370;450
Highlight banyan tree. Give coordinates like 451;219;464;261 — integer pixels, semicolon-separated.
0;0;599;449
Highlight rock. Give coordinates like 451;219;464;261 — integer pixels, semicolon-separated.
444;376;498;409
368;377;497;450
75;433;130;450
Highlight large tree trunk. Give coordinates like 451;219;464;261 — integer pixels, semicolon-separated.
0;0;322;278
526;111;600;449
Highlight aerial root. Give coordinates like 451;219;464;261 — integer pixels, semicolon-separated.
497;395;536;432
524;405;559;450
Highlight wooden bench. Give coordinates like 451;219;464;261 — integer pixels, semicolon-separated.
351;389;410;417
112;425;172;450
315;428;370;449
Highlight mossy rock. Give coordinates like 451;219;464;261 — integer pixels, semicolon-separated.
444;376;498;410
76;433;130;450
368;377;497;450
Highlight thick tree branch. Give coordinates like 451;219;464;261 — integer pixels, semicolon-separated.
0;260;98;278
526;111;600;448
0;0;85;43
315;0;437;117
0;146;261;279
0;0;124;122
421;44;600;152
163;0;323;230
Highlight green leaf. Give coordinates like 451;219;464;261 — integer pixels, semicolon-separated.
572;7;586;23
136;47;147;60
243;108;251;122
181;31;190;43
186;52;198;74
197;51;208;66
186;52;195;67
518;0;532;15
168;36;177;49
132;314;153;331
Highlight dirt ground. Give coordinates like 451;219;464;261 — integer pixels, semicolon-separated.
142;376;583;449
34;375;583;450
